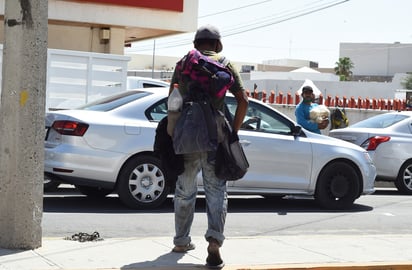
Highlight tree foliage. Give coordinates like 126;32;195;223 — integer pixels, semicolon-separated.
334;57;354;81
401;74;412;89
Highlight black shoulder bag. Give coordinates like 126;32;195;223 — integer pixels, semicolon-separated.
215;117;249;181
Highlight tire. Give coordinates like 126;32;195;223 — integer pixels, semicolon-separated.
117;155;170;209
76;185;113;198
315;161;360;210
44;173;61;192
394;160;412;195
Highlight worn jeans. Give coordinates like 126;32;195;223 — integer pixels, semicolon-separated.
173;152;228;247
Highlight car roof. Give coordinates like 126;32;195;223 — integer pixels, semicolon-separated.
330;110;412;134
126;76;170;88
383;111;412;116
131;87;169;94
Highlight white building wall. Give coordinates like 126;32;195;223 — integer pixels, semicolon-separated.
340;42;412;76
47;0;198;35
0;1;199;54
251;71;339;82
243;77;405;100
126;53;408;100
262;59;314;67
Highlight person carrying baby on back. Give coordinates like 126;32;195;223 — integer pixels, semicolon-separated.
295;86;329;134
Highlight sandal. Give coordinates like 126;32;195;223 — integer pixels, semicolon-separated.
172;242;195;253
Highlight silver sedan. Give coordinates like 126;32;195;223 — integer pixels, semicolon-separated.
45;88;376;210
329;111;412;194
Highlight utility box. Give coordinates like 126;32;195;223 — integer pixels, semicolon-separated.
99;28;110;40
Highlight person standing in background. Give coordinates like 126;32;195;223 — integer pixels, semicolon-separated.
295;86;329;134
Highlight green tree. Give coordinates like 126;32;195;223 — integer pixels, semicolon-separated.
334;57;354;81
401;73;412;89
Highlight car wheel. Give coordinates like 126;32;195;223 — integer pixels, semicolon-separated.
44;173;61;192
394;160;412;195
315;161;360;210
117;155;170;209
76;185;113;197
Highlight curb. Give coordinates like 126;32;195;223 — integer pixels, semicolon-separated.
73;262;412;270
223;262;412;269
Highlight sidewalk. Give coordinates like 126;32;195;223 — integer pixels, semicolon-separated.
1;234;412;270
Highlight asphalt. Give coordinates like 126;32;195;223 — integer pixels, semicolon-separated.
1;234;412;270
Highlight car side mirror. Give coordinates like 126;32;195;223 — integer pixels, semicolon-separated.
291;125;302;136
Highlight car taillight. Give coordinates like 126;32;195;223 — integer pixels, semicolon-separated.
361;136;390;151
52;120;89;136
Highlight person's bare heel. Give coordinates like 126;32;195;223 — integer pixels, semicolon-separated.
206;238;225;269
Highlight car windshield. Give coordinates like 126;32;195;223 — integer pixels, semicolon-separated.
351;113;409;128
78;91;151;111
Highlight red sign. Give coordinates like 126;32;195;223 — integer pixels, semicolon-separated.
69;0;184;12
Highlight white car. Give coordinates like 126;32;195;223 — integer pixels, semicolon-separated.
126;76;170;89
44;88;376;210
329;111;412;194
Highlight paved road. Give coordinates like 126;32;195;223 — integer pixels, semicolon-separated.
42;186;412;239
1;186;412;270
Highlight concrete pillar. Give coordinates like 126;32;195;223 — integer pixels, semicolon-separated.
0;0;48;249
89;27;125;55
108;27;126;55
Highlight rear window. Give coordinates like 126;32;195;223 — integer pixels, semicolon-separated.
351;113;409;128
79;91;151;112
142;82;168;88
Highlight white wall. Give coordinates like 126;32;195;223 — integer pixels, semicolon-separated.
46;0;198;36
270;104;386;136
0;45;130;110
242;77;405;100
251;71;339;82
340;43;412;76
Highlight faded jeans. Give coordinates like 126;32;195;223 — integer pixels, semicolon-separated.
173;152;228;247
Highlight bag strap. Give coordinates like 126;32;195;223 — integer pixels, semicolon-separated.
218;56;229;67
